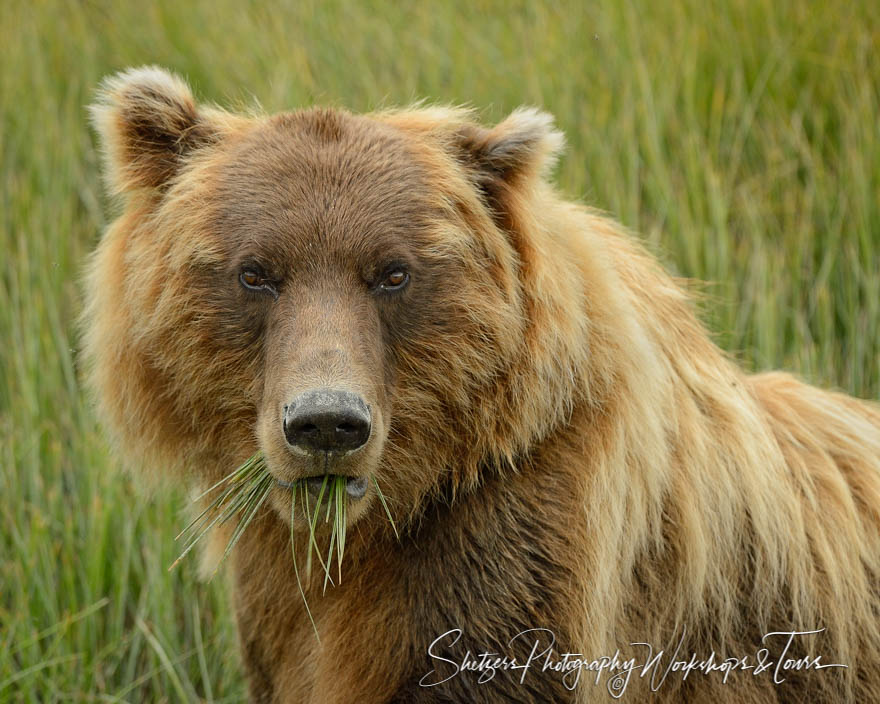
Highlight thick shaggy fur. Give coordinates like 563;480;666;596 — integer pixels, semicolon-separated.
84;67;880;702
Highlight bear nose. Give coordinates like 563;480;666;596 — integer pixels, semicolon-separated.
283;389;371;454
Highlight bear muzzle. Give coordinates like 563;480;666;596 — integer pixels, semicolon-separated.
274;390;374;502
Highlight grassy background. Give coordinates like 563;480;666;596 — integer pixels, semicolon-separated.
1;0;878;700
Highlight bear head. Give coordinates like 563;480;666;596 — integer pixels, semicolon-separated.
85;66;589;531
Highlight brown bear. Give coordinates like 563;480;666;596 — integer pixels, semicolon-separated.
84;66;880;703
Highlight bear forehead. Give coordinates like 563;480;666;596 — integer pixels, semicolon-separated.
207;108;437;261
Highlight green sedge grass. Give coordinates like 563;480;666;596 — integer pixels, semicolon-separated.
171;453;397;639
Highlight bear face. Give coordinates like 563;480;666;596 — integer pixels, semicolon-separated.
86;66;579;530
181;110;435;526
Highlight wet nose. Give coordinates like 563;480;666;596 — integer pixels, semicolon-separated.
283;389;371;454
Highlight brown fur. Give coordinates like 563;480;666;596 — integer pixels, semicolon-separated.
84;67;880;702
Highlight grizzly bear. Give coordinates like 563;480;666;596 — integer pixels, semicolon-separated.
84;66;880;703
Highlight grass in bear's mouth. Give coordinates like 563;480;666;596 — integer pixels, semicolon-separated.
170;452;396;639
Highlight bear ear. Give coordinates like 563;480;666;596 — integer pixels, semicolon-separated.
455;107;565;188
90;66;220;194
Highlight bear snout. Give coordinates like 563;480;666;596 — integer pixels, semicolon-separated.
282;388;371;456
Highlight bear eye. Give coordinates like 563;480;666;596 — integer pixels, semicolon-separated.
241;270;262;288
380;269;410;292
239;268;277;297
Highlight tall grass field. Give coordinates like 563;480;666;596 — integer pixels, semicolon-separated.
1;0;878;700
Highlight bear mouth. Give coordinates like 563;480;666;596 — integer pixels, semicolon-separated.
276;474;369;500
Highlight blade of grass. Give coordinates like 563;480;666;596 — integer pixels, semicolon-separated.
190;453;265;503
170;479;263;570
304;475;332;583
290;483;320;642
192;600;214;704
175;460;267;542
322;521;337;595
135;617;194;702
174;481;242;541
335;476;345;585
373;477;399;539
301;483;314;580
211;475;274;579
171;469;270;570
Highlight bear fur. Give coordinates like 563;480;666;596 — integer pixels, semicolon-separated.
84;67;880;703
